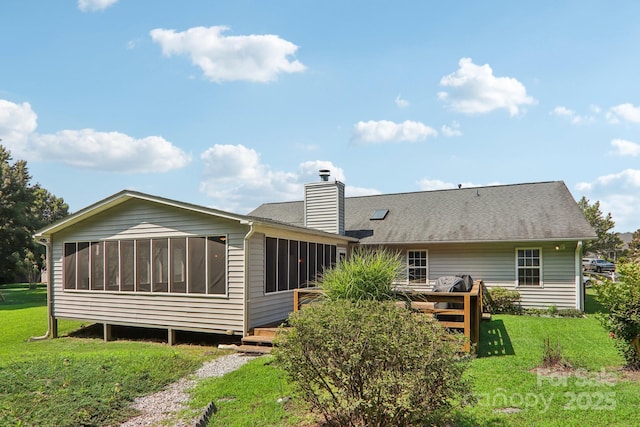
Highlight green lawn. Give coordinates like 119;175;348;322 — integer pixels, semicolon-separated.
2;285;638;426
187;289;640;426
0;284;228;427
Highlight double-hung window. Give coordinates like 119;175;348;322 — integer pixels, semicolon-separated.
407;250;428;285
516;248;541;286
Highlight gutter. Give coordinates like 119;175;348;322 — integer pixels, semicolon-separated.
241;220;256;336
30;237;54;341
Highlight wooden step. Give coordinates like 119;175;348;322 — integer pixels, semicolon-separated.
241;335;274;345
236;344;272;354
251;327;279;338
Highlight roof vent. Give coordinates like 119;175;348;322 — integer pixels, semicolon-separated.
319;169;331;182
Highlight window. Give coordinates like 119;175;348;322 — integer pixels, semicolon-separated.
517;248;541;286
105;241;119;291
188;237;206;293
62;236;227;295
407;250;428;285
207;236;226;295
265;237;337;293
152;239;168;292
120;240;135;291
136;240;151;292
171;238;187;293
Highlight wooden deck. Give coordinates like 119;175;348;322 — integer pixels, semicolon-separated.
239;281;485;354
293;280;485;352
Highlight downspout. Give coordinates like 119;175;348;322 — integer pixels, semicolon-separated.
576;241;584;312
30;237;54;341
241;220;256;337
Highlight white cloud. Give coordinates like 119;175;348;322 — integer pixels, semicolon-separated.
606;103;640;124
199;144;379;213
0;99;190;173
576;169;640;231
0;100;37;148
352;120;437;144
610;139;640;157
395;95;409;108
30;130;191;172
441;121;462;137
438;58;535;116
150;26;306;83
78;0;118;12
550;106;595;125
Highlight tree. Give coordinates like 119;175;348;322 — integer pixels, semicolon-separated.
577;197;623;259
0;145;68;283
628;229;640;262
593;262;640;370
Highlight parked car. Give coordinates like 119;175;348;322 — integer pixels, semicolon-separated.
582;257;595;270
588;259;615;273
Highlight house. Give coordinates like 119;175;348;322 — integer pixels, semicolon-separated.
34;189;356;343
34;171;595;343
250;174;596;310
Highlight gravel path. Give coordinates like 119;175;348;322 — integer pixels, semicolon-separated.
120;352;256;427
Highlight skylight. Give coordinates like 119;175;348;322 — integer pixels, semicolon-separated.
370;209;389;220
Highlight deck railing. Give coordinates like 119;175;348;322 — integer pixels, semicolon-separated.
293;280;484;352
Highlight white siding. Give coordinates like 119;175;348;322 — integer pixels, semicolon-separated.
395;241;578;309
304;181;345;235
246;232;350;329
50;199;249;335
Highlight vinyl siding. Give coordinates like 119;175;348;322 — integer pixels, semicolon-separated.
50;199;249;335
246;231;350;329
304;181;345;235
392;241;578;309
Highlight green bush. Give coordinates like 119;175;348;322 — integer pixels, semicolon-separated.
486;287;522;314
593;262;640;370
318;247;404;301
273;300;473;427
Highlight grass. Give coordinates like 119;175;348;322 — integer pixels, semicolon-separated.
185;288;640;426
3;285;638;426
0;284;228;427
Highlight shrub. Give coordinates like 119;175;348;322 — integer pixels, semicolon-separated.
593;262;640;370
487;287;522;314
318;247;404;301
273;300;473;427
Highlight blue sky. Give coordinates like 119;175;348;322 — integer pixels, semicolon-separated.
1;1;639;232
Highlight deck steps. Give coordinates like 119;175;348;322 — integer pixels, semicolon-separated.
237;327;280;354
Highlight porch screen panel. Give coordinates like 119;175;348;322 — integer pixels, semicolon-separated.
298;241;308;288
188;237;205;294
288;240;299;290
152;239;168;292
324;245;332;271
265;237;277;293
64;243;76;289
170;238;186;293
120;240;134;291
330;246;337;267
277;239;288;292
136;240;151;292
76;242;90;290
308;243;316;283
105;241;120;291
207;236;226;295
316;243;324;277
90;242;104;290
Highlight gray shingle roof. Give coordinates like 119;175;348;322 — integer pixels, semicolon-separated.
249;181;596;244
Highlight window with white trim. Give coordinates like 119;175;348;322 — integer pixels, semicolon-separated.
407;250;428;284
517;248;541;286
